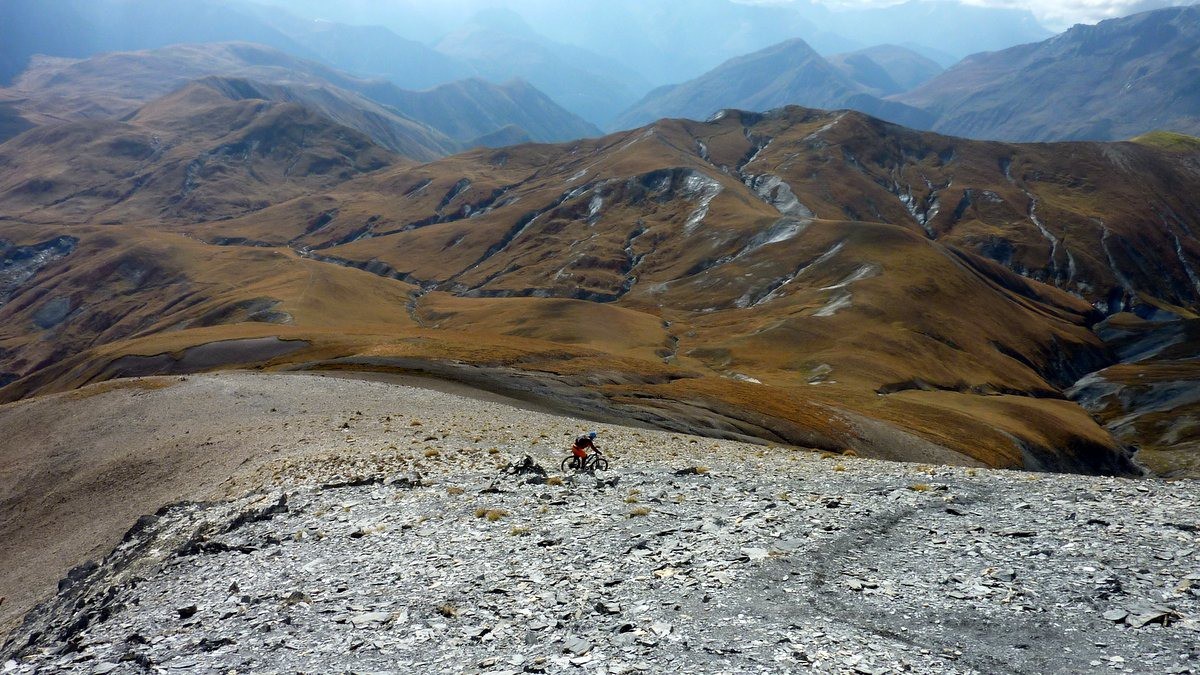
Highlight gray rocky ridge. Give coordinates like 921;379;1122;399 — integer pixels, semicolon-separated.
1;373;1197;673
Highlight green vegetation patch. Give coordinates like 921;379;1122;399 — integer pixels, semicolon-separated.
1130;131;1200;153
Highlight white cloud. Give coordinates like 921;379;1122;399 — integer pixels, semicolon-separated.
965;0;1198;28
757;0;1199;29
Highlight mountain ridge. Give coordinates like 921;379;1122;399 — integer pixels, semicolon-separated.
897;5;1200;141
828;44;944;96
10;103;1200;476
0;84;400;224
435;8;652;127
0;43;598;151
613;38;934;131
141;76;457;160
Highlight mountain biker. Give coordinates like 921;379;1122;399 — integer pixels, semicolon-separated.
571;431;599;464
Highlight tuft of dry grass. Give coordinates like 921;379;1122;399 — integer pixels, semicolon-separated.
475;508;509;521
909;483;930;492
833;464;846;472
424;449;440;458
841;449;858;457
629;506;652;518
436;603;458;618
509;526;531;537
446;486;465;496
820;451;839;460
546;476;563;486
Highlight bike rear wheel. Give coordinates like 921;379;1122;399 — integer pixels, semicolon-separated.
561;456;580;472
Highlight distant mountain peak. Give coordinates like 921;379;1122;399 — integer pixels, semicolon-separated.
829;44;944;96
612;36;933;132
1;42;599;154
898;4;1200;141
461;7;540;38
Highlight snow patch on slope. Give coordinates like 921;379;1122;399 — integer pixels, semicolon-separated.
1171;231;1200;298
682;173;724;234
588;193;604;225
821;264;881;291
814;292;852;317
744;241;846;308
738;218;810;259
1023;188;1063;284
746;175;814;219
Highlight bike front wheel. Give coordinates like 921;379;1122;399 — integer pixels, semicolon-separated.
590;456;609;472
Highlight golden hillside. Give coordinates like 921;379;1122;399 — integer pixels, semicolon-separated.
5;99;1200;475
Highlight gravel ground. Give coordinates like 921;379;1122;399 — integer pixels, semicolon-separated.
2;375;1197;674
0;371;594;635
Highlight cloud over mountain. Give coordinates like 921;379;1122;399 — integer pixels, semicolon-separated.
774;0;1200;29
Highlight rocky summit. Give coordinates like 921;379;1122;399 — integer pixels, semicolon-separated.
1;374;1196;674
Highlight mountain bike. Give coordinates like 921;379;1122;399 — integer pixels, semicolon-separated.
561;448;609;473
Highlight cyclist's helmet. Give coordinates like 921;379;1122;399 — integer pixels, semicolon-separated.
588;431;598;439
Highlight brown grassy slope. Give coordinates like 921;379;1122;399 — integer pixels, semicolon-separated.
416;294;676;363
232;107;1200;312
721;110;1200;312
1068;313;1200;478
0;224;419;383
0;88;399;225
1078;360;1200;478
220;108;1200;472
1;45;460;157
5;46;334;120
10;105;1200;474
133;77;455;161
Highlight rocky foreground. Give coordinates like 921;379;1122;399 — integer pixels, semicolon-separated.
1;374;1198;674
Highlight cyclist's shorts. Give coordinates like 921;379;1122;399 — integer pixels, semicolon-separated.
572;447;588;458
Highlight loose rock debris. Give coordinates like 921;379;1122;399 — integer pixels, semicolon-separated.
2;428;1198;673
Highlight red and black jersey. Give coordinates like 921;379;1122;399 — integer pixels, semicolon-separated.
573;435;596;450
